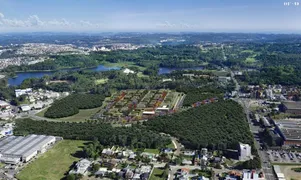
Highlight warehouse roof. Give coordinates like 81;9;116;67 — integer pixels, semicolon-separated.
276;120;301;141
283;101;301;110
0;135;55;158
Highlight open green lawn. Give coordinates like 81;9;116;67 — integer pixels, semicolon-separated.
144;148;160;154
137;72;149;78
35;108;48;117
149;168;164;180
54;107;102;122
166;142;175;149
95;78;108;85
17;140;86;180
36;107;102;122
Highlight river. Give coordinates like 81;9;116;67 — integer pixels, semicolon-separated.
8;65;204;86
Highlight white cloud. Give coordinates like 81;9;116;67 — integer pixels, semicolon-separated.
0;12;101;29
156;21;197;29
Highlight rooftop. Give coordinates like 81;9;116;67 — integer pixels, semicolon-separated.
283;101;301;110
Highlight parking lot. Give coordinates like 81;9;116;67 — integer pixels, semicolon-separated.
267;150;301;164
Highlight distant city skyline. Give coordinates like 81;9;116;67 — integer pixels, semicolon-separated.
0;0;300;33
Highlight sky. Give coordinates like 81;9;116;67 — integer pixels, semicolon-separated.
0;0;300;33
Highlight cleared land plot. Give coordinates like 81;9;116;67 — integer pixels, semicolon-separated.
149;168;165;180
17;140;86;180
95;78;108;85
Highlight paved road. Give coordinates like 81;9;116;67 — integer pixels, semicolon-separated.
171;137;181;156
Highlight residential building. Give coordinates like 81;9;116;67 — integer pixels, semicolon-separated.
69;159;91;175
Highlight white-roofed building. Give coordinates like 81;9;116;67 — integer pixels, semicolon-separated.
239;143;252;161
273;165;286;180
0;135;56;164
69;159;91;175
123;68;135;75
20;105;31;112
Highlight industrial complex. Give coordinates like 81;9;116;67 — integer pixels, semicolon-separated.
0;134;56;164
275;120;301;145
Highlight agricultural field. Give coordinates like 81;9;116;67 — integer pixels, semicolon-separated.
95;89;183;123
17;140;86;180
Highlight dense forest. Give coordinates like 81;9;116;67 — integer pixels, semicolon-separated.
14;119;171;149
144;100;254;150
44;94;104;118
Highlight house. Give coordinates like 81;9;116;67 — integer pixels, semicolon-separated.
201;148;208;156
0;101;10;110
69;159;91;175
218;76;231;83
20;105;31;112
95;167;108;176
15;88;32;97
182;159;192;165
123;68;135;75
102;148;114;156
183;151;195;156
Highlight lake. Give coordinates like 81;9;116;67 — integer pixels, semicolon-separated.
158;67;204;74
8;65;204;86
8;65;120;86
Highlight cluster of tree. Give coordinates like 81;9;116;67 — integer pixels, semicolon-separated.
44;94;104;118
235;157;261;169
239;66;301;85
14;119;171;149
83;140;103;160
182;87;223;106
144;100;254;150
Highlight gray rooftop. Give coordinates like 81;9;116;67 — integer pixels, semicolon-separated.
283;101;301;110
0;135;55;158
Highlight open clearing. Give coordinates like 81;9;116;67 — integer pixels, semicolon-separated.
17;140;86;180
149;168;164;180
95;78;108;85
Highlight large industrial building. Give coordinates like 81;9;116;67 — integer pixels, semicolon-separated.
282;101;301;114
0;134;56;164
275;120;301;145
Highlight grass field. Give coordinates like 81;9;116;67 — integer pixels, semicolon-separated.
17;140;86;180
166;142;175;149
149;168;164;180
36;107;102;122
95;78;108;85
137;72;149;78
245;57;256;63
144;148;160;154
